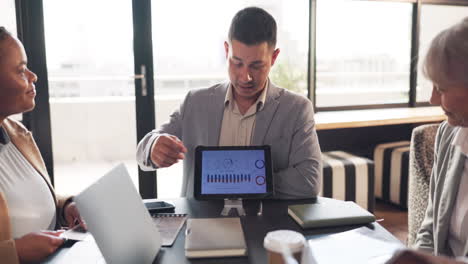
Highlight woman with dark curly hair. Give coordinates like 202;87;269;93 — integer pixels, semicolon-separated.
0;26;85;264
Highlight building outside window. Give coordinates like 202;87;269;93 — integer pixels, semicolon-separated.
417;4;468;102
316;0;412;108
0;0;16;36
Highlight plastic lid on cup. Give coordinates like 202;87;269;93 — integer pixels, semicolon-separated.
263;230;306;254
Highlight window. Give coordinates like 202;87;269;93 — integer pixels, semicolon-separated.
43;0;138;195
20;0;468;198
417;4;468;102
316;0;412;108
0;0;16;37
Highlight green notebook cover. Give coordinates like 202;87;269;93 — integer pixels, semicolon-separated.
288;197;375;229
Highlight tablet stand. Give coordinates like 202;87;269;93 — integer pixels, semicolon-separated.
257;200;263;216
221;198;246;216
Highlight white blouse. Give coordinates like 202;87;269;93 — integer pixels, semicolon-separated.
0;129;56;238
449;127;468;257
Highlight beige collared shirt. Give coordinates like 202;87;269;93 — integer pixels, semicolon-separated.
218;81;268;146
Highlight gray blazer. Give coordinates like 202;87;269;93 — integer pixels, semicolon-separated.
136;81;322;199
414;121;467;257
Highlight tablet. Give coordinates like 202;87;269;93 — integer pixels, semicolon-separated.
194;145;273;199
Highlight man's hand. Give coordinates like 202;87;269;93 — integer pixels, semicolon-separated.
64;202;87;230
150;135;187;168
15;231;65;263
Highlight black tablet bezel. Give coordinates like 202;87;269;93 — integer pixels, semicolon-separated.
194;145;274;200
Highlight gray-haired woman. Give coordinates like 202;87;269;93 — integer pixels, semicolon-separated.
390;17;468;264
414;17;468;258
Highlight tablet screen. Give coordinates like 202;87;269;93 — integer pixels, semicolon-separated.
194;146;273;199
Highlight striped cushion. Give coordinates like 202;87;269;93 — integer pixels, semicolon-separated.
374;141;410;208
322;151;375;212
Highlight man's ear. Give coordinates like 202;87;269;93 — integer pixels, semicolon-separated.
271;48;280;66
224;41;229;59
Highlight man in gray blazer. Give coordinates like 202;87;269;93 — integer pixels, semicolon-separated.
136;7;322;199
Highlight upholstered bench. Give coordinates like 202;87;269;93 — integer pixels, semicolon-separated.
374;141;411;209
321;151;375;212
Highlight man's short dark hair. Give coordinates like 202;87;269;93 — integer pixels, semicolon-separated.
228;7;277;48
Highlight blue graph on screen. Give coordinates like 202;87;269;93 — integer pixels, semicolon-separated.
201;150;267;194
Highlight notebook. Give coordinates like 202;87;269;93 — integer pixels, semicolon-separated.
151;213;187;246
184;217;247;258
288;197;375;229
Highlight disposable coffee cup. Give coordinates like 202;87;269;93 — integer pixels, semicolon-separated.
264;230;305;264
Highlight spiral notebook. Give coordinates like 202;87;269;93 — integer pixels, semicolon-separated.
151;213;188;246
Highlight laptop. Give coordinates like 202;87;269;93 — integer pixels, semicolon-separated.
55;164;161;264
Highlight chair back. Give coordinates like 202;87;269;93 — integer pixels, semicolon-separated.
407;123;439;246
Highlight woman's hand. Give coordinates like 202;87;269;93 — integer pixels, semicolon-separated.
15;231;65;263
64;202;87;230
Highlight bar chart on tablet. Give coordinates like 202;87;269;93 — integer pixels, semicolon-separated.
201;150;267;194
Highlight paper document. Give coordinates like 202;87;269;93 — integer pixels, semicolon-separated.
307;227;404;264
60;228;90;241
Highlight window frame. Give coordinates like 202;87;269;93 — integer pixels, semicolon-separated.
11;0;468;197
311;0;468;112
